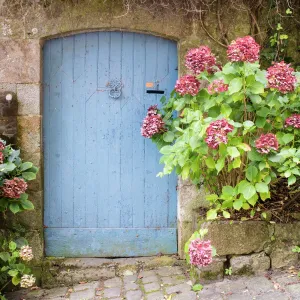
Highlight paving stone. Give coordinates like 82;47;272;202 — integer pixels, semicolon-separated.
144;282;161;293
171;291;197;300
124;274;138;283
126;289;143;300
146;291;165;300
156;266;182;277
225;290;253;300
124;281;139;290
103;287;121;298
254;291;291;300
214;279;247;294
165;283;191;294
69;289;95;300
104;277;123;288
161;275;186;285
284;283;300;296
139;270;157;277
43;287;68;298
272;275;300;286
142;275;159;284
73;281;99;291
245;277;274;294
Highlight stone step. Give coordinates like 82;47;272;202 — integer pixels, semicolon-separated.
41;255;187;288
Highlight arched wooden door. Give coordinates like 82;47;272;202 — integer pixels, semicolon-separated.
43;32;178;257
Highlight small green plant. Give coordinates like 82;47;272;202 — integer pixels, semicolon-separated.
192;283;203;292
292;246;300;253
225;267;232;276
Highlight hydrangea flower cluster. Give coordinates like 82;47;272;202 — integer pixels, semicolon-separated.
2;177;28;198
175;75;200;96
20;274;36;288
255;133;279;154
208;79;228;95
141;105;165;138
0;140;5;151
227;36;260;63
205;119;234;149
185;46;217;74
189;238;213;267
19;245;34;262
285;114;300;129
266;62;297;94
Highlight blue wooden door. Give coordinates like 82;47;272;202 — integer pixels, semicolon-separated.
43;32;178;257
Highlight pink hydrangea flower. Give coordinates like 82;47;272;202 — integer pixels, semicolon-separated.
255;133;279;154
266;62;297;94
0;141;5;151
227;36;260;63
175;75;201;96
208;79;228;94
2;177;28;198
20;245;34;262
189;238;213;267
285;114;300;129
141;105;165;138
205;119;234;149
0;152;4;164
185;46;217;74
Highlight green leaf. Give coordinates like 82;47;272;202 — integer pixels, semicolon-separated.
221;104;232;117
257;107;270;117
20;200;34;210
246;166;258;181
189;136;199;150
255;70;268;85
255;116;266;128
232;157;241;168
22;172;36;181
192;284;203;292
216;158;225;173
160;146;173;154
227;147;240;158
282;134;294;145
9;203;20;214
8;269;18;277
9;241;17;251
260;192;271;201
205;157;215;169
243;120;254;129
237;143;251;152
222;186;236;196
248;82;264;94
20;162;33;171
228;78;243;95
206;194;218;202
0;162;16;173
0;252;10;262
288;175;296;186
233;198;243;210
163;131;175;143
247;193;258;206
12;276;20;286
239;182;256;200
249;94;262;104
223;211;230;218
255;182;269;193
207;209;217;220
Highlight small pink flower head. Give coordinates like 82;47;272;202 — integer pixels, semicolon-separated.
185;46;217;74
141;114;165;138
20;245;34;262
267;61;297;94
205;119;234;149
0;140;5;151
2;177;28;198
189;238;213;267
255;133;279;154
0;152;4;164
147;105;159;116
285;114;300;129
175;75;201;96
208;79;229;95
227;36;260;63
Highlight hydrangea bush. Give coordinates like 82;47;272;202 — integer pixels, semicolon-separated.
141;35;300;221
0;140;38;299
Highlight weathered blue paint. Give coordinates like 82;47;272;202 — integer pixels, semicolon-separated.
43;32;178;257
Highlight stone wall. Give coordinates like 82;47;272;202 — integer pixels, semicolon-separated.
0;0;298;284
191;221;300;283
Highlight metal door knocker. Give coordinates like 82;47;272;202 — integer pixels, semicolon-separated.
107;79;122;99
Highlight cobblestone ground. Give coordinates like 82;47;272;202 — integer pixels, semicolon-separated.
6;266;300;300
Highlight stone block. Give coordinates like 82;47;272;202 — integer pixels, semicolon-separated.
274;223;300;242
270;246;299;269
24;230;44;263
17;83;40;115
0;117;17;143
17;116;41;154
201;221;270;256
230;252;270;275
0;39;40;83
192;257;225;283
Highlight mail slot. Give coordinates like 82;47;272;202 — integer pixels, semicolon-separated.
146;90;165;94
